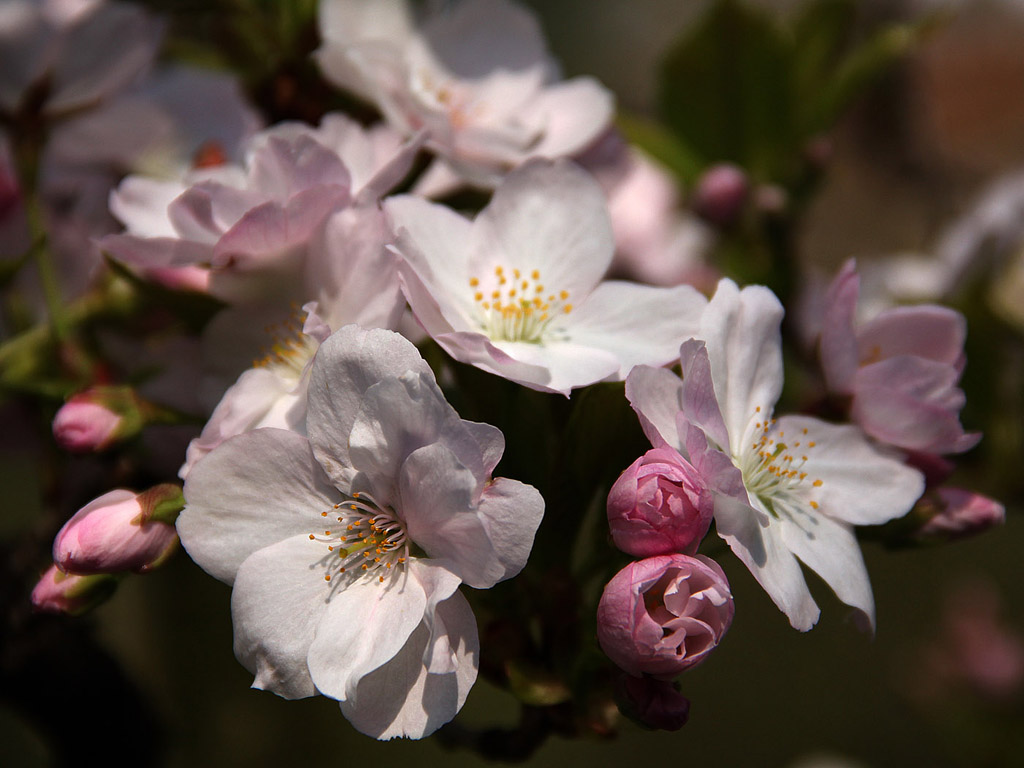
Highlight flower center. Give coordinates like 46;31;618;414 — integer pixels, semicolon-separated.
738;408;823;516
253;309;319;380
309;491;410;589
468;265;572;344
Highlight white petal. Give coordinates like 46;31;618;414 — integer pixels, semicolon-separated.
568;281;706;379
308;574;426;702
625;364;685;452
713;492;820;631
401;443;544;588
775;415;924;526
339;590;479;740
700;280;785;454
230;534;334;699
306;326;434;487
777;513;876;631
179;429;341;583
489;338;619;395
470;159;613;303
521;77;615;159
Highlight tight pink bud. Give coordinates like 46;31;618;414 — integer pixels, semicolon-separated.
916;488;1005;543
54;486;183;574
31;565;118;615
607;447;713;557
52;387;146;452
597;554;733;679
692;163;748;226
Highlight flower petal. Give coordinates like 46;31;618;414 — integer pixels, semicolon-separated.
713;492;820;631
307;572;428;704
230;534;334;699
700;280;785;454
306;325;434;486
338;590;479;740
179;429;341;583
774;414;924;526
625;364;686;452
567;281;706;379
401;443;544;588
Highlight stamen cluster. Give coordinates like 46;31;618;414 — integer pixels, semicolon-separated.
469;265;572;343
310;491;410;587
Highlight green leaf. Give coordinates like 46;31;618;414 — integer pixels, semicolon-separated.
791;0;857;125
616;111;704;185
658;0;794;180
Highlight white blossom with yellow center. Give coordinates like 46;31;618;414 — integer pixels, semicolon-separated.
626;280;925;632
387;159;708;395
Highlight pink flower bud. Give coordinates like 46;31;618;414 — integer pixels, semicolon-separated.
597;554;733;679
31;565;118;615
615;673;691;731
53;486;182;575
52;387;145;452
607;447;714;557
692;163;749;226
916;488;1005;543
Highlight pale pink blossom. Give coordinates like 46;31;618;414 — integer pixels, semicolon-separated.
820;259;980;455
178;325;545;739
53;485;181;574
597;554;733;679
316;0;613;189
627;280;925;630
607;447;714;558
386;159;707;394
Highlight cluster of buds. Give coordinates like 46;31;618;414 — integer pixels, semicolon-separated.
32;484;184;614
598;447;734;730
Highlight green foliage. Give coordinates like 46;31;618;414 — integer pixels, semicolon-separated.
654;0;934;187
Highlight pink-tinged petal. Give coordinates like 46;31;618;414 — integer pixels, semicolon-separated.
167;185;224;244
247;135;352;203
306;206;405;333
521;77;615;159
338;590;479;740
179;429;342;583
713;492;820;631
777;512;876;632
212;185;349;269
353;128;425;204
470;159;613;302
773;414;925;526
401;443;544;588
318;0;414;49
108;176;183;238
677;339;730;453
856;305;966;368
567;281;707;379
852;357;980;454
625;364;686;452
410;159;467;198
348;373;456;503
229;534;333;700
489;338;619;395
386;194;477;329
306;572;428;703
819;259;860;394
99;233;213;271
430;329;553;390
700;280;785;454
306;326;434;485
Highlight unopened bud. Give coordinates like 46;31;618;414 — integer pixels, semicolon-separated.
915;488;1005;544
53;485;182;575
31;565;118;615
615;673;691;731
52;386;146;452
692;163;749;227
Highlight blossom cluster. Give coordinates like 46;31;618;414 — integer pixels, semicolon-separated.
2;0;1007;752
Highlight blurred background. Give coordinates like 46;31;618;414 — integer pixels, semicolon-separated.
2;0;1023;766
